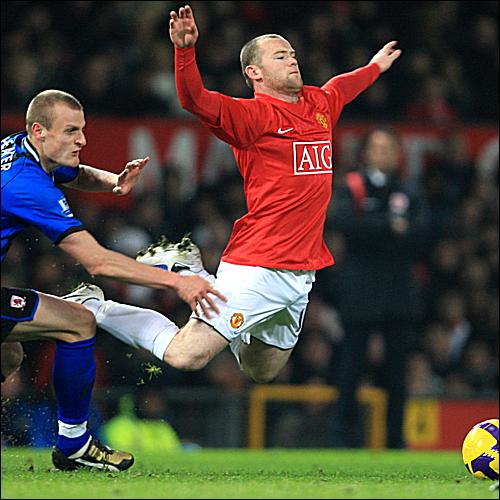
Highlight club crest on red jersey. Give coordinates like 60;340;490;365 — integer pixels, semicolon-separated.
315;113;328;129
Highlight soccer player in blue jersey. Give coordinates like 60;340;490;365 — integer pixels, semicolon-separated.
1;89;225;471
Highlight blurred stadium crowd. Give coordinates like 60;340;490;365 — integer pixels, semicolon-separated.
1;1;498;448
1;1;498;122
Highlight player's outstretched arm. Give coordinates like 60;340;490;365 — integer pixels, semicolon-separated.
321;40;401;104
64;157;150;196
169;4;199;48
369;41;402;73
58;230;225;317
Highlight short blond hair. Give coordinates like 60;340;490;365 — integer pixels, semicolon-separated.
26;89;83;134
240;34;287;89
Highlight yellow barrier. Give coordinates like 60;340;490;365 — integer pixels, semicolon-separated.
247;384;387;449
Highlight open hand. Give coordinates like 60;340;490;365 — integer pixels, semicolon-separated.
169;5;199;48
175;274;226;319
113;157;150;195
369;41;402;73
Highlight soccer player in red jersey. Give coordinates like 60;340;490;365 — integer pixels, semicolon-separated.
153;4;402;382
68;4;402;384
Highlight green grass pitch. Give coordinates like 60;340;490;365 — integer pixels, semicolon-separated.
1;448;497;499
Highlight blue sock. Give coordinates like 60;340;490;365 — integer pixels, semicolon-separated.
52;337;96;457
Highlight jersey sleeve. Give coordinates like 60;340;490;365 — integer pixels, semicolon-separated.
175;47;272;148
321;63;380;123
53;165;80;184
4;174;84;245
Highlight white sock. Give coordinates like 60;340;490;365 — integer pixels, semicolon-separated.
58;420;88;439
77;297;101;316
95;300;179;361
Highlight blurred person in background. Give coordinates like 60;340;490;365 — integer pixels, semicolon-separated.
423;134;477;242
406;351;444;398
1;89;224;471
405;76;459;125
428;289;496;396
320;127;430;448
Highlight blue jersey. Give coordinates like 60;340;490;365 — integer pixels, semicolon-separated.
1;132;85;261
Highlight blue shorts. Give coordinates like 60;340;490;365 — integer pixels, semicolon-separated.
1;286;39;343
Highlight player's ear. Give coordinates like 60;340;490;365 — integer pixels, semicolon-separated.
31;123;46;141
245;65;262;85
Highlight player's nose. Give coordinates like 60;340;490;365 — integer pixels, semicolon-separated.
76;131;87;147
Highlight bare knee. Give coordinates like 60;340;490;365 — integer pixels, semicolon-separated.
247;371;278;384
242;363;279;384
66;305;96;342
1;343;24;380
240;342;291;384
164;320;226;371
166;348;211;371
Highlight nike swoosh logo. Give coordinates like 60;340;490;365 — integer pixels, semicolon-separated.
277;127;294;134
171;263;190;273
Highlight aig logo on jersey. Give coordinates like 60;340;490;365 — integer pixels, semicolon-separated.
58;197;74;217
293;141;332;175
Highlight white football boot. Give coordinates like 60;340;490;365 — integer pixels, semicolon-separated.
62;282;105;306
136;234;212;280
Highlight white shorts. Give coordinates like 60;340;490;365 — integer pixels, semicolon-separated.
191;261;315;351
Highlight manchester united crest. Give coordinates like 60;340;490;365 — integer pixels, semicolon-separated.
230;312;245;329
315;113;328;129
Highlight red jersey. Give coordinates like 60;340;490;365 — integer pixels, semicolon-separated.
175;47;380;270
